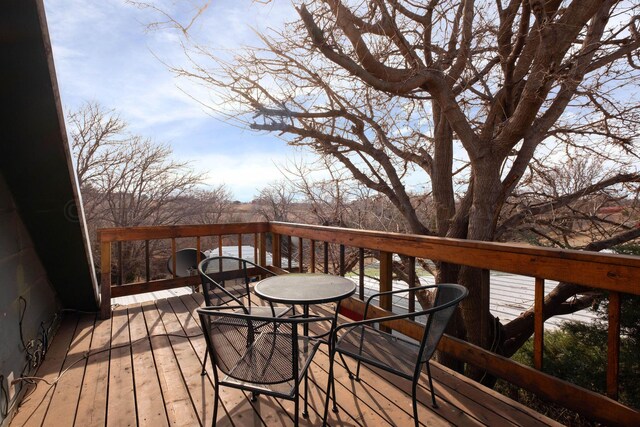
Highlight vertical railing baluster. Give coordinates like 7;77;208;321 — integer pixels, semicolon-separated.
358;248;365;300
238;233;242;259
287;235;292;270
323;242;329;274
195;236;202;292
118;241;123;285
298;237;303;272
607;291;621;400
145;240;150;283
534;277;545;370
310;240;316;273
218;235;223;257
256;232;267;267
408;256;416;319
339;244;345;276
171;238;177;279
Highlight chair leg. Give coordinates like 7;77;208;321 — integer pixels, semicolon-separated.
201;351;208;376
412;380;419;427
354;358;362;381
212;387;219;427
322;353;335;426
295;391;300;426
303;371;309;418
338;353;358;380
426;362;438;408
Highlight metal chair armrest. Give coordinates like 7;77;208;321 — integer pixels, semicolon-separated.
363;284;438;320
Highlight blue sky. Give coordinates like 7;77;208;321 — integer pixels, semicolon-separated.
44;0;304;201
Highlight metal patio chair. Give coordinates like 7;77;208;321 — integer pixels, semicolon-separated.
322;283;468;427
198;256;293;374
198;306;332;426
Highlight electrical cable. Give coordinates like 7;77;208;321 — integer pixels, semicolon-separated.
9;300;204;418
11;331;204;390
0;374;8;418
18;297;29;351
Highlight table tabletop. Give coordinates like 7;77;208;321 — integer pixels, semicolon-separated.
254;273;356;305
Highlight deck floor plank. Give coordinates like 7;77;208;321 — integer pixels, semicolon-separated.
11;294;560;427
10;314;79;427
74;315;112;426
42;314;96;426
141;301;201;426
155;298;216;426
106;307;136;427
128;305;169;427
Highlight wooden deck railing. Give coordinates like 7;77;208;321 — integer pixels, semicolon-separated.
98;221;640;426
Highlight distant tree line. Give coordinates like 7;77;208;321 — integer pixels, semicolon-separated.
68;101;235;280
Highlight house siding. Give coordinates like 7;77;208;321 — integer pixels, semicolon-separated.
0;172;60;427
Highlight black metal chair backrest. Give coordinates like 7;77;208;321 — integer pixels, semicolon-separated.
198;256;276;308
199;306;296;385
420;283;468;363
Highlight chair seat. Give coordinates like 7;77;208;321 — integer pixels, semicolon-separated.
247;305;291;317
336;324;421;379
222;333;320;398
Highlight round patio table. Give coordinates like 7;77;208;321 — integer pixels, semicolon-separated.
254;272;356;340
254;273;356;307
254;272;355;417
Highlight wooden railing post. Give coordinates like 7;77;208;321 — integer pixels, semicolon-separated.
534;277;545;370
310;239;316;273
100;240;112;319
259;232;267;267
379;251;393;311
272;233;282;268
607;291;621;400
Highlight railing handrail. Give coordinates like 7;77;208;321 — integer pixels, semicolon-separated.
98;222;270;242
98;221;640;295
269;221;640;295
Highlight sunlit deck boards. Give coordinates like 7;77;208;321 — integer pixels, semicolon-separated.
10;294;560;427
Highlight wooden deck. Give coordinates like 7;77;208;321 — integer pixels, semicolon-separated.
10;294;560;427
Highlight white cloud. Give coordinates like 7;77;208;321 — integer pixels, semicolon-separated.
195;152;291;201
43;0;315;202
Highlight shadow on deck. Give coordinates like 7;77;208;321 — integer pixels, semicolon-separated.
10;294;559;426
